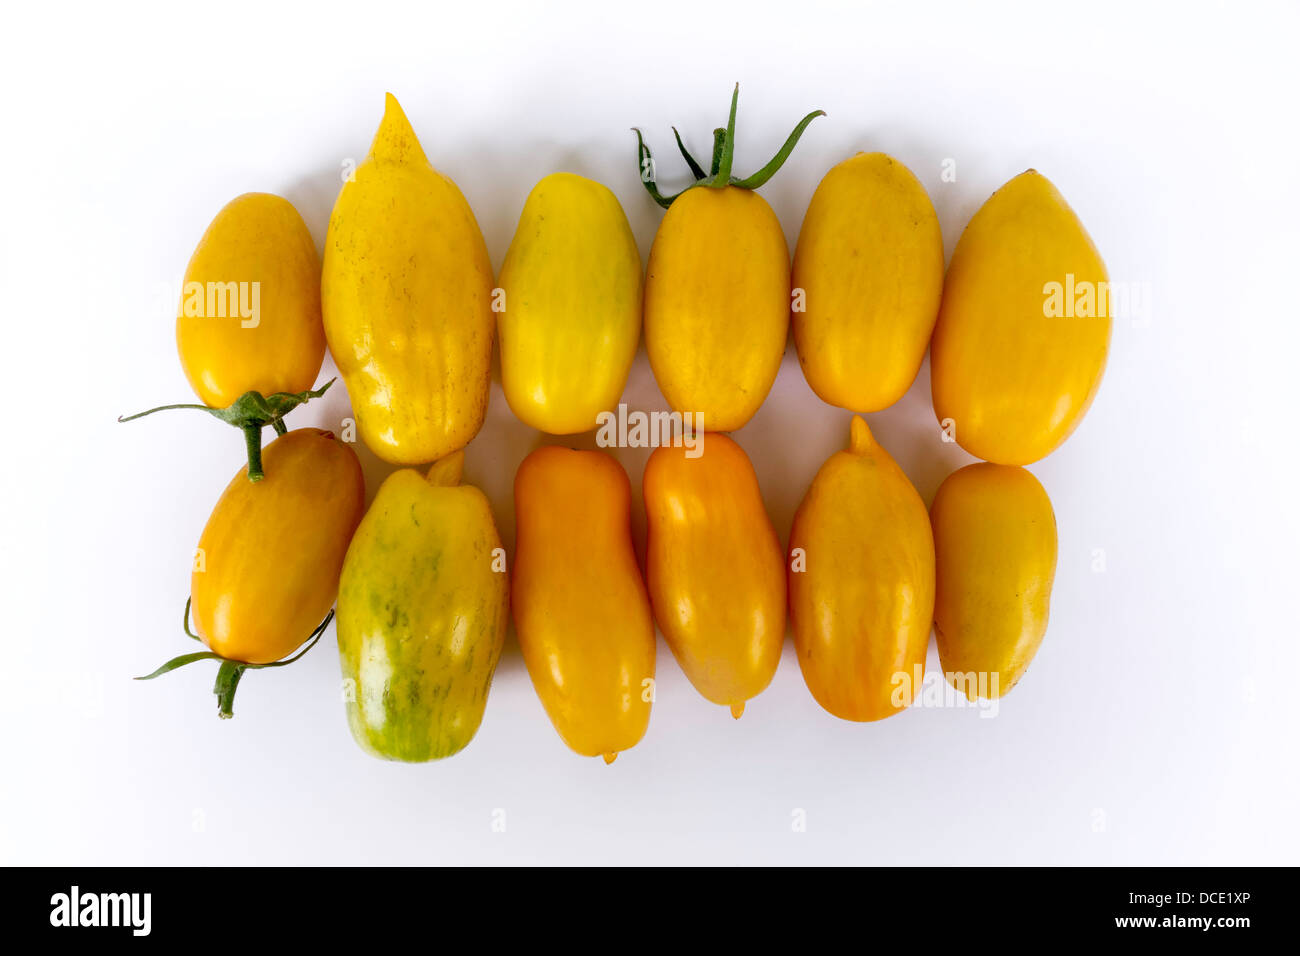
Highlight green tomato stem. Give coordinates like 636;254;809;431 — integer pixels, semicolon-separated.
709;128;726;178
243;424;265;482
183;596;201;641
731;108;827;189
672;127;706;180
136;601;335;720
214;661;246;719
118;380;334;480
634;85;823;208
710;84;740;187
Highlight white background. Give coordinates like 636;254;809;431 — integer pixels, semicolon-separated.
2;0;1297;865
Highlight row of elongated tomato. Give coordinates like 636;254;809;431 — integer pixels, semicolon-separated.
136;90;1108;762
183;418;1056;764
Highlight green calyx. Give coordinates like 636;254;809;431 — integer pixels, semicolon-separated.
118;379;334;482
634;84;825;209
135;597;335;719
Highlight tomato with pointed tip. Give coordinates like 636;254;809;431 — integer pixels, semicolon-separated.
788;416;934;721
322;93;494;465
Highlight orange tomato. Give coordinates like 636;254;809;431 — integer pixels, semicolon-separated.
192;428;365;664
512;446;655;762
643;434;784;716
788;416;934;721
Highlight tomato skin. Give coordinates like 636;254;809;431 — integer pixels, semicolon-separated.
792;153;943;412
930;170;1110;465
788;416;934;721
644;186;790;432
931;463;1057;698
512;446;655;761
322;94;494;466
642;434;784;715
191;429;365;664
176;192;324;409
498;172;642;434
336;456;508;761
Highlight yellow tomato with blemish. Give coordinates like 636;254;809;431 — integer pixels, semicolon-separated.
322;93;494;465
336;451;508;761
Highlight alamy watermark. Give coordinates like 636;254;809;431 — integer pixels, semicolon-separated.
49;886;151;936
1043;273;1151;325
891;665;1002;717
172;280;262;328
595;404;704;458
